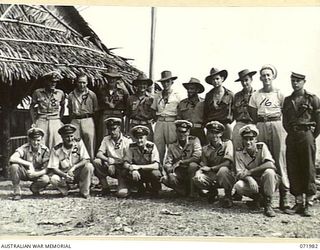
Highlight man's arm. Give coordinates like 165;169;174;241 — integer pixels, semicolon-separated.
248;106;258;124
180;137;202;165
210;159;232;172
9;152;34;170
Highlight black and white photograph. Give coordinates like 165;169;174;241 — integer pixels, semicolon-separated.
0;2;320;241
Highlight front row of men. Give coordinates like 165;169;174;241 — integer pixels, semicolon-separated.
10;117;306;218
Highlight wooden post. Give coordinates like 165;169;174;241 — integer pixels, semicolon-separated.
149;7;156;93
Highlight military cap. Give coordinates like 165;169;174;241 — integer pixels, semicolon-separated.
205;121;225;133
175;120;193;132
42;70;62;81
239;124;259;138
291;72;306;80
104;117;122;129
131;125;150;137
27;127;45;138
58;124;77;135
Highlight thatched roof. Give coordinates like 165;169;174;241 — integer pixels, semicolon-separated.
0;4;141;88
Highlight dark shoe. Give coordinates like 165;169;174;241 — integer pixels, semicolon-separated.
303;206;312;217
279;192;290;210
207;188;219;204
292;203;304;215
222;197;233;208
101;188;111;196
232;192;243;201
246;200;261;210
80;193;90;199
264;205;276;217
12;194;21;201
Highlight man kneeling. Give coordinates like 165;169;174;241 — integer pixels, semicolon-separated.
48;124;94;198
9;127;50;200
234;124;278;217
123;125;162;196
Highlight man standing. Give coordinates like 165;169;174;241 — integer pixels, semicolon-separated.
68;73;98;159
125;73;155;141
203;67;234;140
151;70;181;164
248;64;290;213
234;124;278;217
93;118;132;197
30;71;65;149
177;77;206;145
9;127;50;200
161;120;201;198
282;72;320;217
232;69;256;149
98;68;129;137
193;121;235;208
123;125;162;196
48;124;94;198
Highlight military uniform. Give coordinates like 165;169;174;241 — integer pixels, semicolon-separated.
124;127;161;195
232;88;255;149
162;120;202;196
48;125;94;197
9;129;50;198
93;118;132;197
31;87;65;149
283;73;320;211
68;88;98;159
151;87;181;164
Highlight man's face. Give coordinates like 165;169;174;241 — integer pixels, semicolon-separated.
76;76;88;91
176;129;189;141
291;77;305;92
241;75;253;92
242;136;257;151
108;126;121;140
207;131;223;145
135;135;147;147
136;83;148;94
210;75;224;88
29;136;42;149
186;85;198;98
46;78;58;90
62;134;75;147
108;78;118;88
260;69;274;86
161;79;174;91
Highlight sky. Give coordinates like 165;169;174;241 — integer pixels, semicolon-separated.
81;6;320;98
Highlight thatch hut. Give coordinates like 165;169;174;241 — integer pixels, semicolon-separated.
0;4;141;176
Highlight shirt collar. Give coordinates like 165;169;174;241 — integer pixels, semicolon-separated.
28;144;42;155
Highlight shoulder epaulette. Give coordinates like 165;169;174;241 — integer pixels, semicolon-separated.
189;135;196;140
129;142;138;148
256;143;263;149
75;138;81;142
146;142;154;149
54;143;63;150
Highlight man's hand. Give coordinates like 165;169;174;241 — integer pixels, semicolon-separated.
108;165;116;176
132;170;141;181
246;176;259;193
26;169;38;179
172;160;182;171
200;166;211;172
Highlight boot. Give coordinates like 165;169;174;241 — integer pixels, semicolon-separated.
222;190;233;208
303;200;313;217
279;189;291;214
246;193;262;210
264;196;276;217
207;187;219;204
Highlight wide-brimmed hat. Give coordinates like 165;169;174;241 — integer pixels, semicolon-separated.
260;64;277;79
235;69;257;82
102;68;122;79
205;67;228;84
157;70;178;82
182;77;205;93
131;73;153;87
42;70;62;81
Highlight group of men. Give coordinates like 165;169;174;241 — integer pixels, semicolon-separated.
9;65;320;218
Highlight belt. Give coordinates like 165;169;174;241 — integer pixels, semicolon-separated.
257;116;281;122
236;119;253;124
72;113;93;119
130;119;152;125
37;115;60;120
292;125;312;132
193;123;203;128
157;116;176;122
103;110;123;115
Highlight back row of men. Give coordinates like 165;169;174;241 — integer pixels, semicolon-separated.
9;65;320;218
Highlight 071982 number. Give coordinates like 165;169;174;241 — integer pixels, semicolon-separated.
300;244;318;248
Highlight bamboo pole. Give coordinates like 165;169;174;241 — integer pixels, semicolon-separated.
0;37;105;55
149;7;156;93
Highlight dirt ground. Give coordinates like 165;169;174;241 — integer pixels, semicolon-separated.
1;178;320;239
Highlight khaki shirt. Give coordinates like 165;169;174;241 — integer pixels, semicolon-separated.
98;87;128;111
98;134;132;164
233;89;255;122
68;88;98;116
201;140;233;167
235;142;274;179
177;96;204;124
126;93;154;121
31;88;65;116
124;141;160;165
151;90;181;117
164;136;201;171
48;139;89;172
14;143;50;170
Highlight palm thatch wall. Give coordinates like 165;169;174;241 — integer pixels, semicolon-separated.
0;4;142;176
